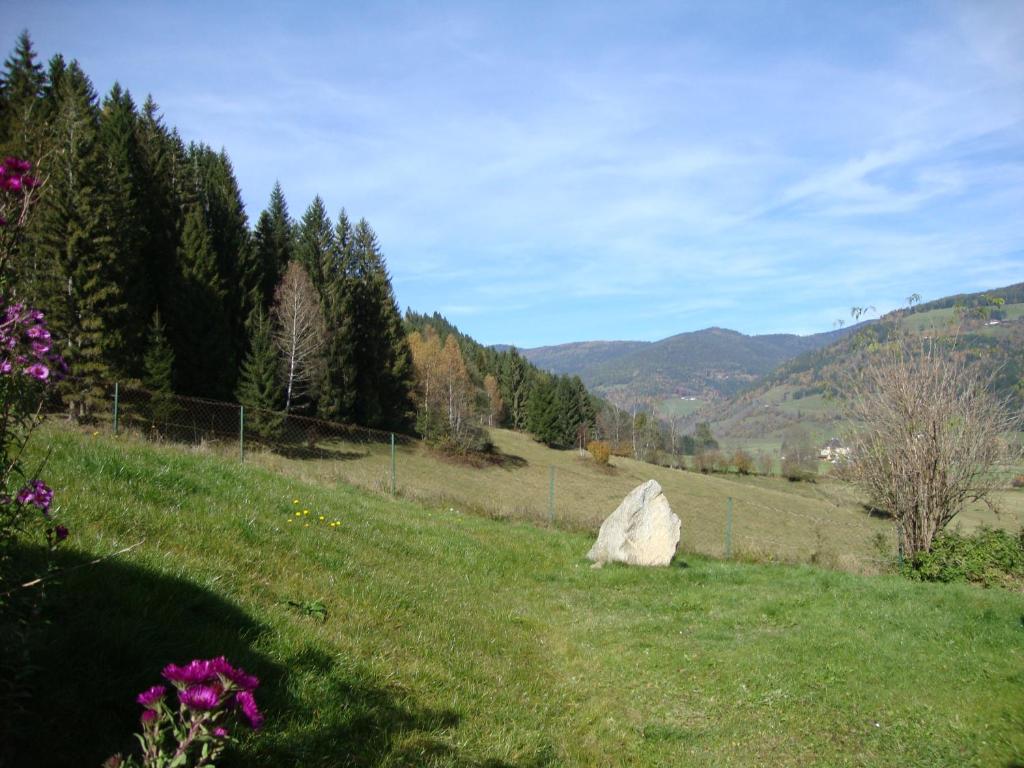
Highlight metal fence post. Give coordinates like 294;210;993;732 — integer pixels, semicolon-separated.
548;466;556;524
390;433;396;495
239;406;245;463
724;496;733;559
113;382;120;435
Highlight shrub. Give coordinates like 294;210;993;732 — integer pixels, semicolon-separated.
1011;475;1024;489
732;449;753;475
907;527;1024;587
693;450;715;474
587;440;611;466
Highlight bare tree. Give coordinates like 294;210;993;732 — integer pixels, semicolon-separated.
271;261;326;413
844;338;1019;559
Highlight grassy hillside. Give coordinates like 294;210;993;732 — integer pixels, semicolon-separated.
700;289;1024;450
8;425;1024;767
5;425;1021;766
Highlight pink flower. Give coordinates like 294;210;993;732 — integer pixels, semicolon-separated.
24;363;49;381
211;657;259;691
235;690;263;730
213;727;229;738
163;659;216;686
178;684;221;711
136;685;166;709
140;709;158;724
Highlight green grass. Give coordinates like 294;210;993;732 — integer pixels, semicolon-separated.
8;425;1024;766
243;426;897;569
655;397;706;419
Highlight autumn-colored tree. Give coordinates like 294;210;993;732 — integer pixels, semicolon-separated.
732;449;753;475
409;326;482;451
483;374;504;426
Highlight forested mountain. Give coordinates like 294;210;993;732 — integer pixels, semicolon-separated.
516;324;859;404
699;283;1024;443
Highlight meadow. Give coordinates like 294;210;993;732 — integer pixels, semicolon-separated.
11;425;1024;766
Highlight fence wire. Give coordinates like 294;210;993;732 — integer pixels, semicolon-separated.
42;381;904;572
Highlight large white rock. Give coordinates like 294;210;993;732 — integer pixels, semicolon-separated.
586;480;680;566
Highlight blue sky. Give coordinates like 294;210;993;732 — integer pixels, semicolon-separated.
4;1;1023;347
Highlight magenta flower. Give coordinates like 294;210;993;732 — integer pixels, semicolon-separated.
26;325;50;340
31;340;50;355
54;524;69;541
235;690;264;730
0;360;11;374
24;363;48;381
213;727;229;738
140;709;158;724
211;657;259;691
163;658;217;686
17;480;53;512
178;684;221;711
136;685;167;709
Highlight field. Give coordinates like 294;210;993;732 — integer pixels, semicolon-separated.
247;425;897;569
655;397;706;419
9;425;1024;767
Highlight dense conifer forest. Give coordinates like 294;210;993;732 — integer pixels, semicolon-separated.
0;32;612;450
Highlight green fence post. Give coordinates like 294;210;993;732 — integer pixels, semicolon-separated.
239;406;245;463
548;466;556;524
724;496;733;559
390;433;396;496
113;382;120;435
896;521;904;569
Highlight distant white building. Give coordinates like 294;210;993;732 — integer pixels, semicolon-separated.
819;438;850;462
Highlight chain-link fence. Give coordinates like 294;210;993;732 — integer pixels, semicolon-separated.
73;382;904;571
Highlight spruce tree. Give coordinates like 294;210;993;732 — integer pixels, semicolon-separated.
248;182;293;314
136;96;186;320
142;308;176;429
142;309;174;392
237;307;283;439
294;196;334;292
171;204;234;398
0;31;46;159
31;60;124;417
99;83;150;374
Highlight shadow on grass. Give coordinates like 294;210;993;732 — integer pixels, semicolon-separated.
267;442;370;461
3;546;553;768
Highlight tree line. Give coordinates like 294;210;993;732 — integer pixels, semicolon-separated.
0;32;619;451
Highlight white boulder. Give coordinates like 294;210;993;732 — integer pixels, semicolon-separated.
586;479;680;566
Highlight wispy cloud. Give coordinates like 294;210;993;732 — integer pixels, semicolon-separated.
7;0;1023;346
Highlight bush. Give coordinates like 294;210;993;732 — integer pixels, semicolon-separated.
907;527;1024;587
1011;475;1024;489
587;440;611;466
732;449;753;475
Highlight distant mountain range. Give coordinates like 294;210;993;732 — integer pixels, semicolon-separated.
504;325;864;404
498;281;1024;445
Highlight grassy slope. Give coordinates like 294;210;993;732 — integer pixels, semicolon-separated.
248;426;897;569
12;426;1024;767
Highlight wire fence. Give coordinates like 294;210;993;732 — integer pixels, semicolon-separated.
55;382;908;572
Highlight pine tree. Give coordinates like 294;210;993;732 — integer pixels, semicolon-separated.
527;373;560;446
142;309;174;392
185;144;250;389
142;308;176;429
31;60;123;417
237;307;283;439
99;83;150;374
171;204;234;398
136;96;186;322
332;218;414;430
499;349;529;429
0;31;46;159
294;196;334;292
248;182;292;314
